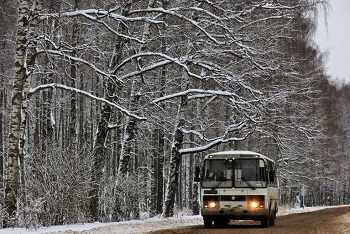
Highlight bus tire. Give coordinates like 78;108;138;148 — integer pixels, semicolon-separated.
269;205;277;226
214;219;228;228
269;215;275;226
261;216;270;228
203;217;212;228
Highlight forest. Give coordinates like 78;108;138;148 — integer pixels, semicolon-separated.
0;0;349;229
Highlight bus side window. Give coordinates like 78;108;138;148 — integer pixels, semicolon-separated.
268;161;276;184
235;169;242;181
269;170;275;183
259;160;267;182
225;170;232;180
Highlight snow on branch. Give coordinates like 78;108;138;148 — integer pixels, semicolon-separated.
130;7;225;45
152;89;239;104
179;117;256;155
41;9;164;24
40;9;164;44
117;53;203;81
119;59;172;81
28;83;146;120
238;15;295;31
260;2;318;10
37;49;123;84
179;135;248;155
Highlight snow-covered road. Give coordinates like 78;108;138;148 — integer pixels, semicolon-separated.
0;205;349;234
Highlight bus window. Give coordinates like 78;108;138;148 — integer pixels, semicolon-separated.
234;159;267;188
202;159;233;188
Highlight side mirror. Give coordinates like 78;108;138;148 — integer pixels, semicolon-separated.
194;165;200;182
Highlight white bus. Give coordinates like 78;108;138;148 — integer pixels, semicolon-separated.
194;150;278;228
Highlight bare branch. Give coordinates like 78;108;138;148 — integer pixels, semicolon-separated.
28;83;146;120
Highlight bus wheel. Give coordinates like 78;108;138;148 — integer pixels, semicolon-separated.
261;216;270;228
203;217;212;228
269;207;277;226
269;215;275;226
214;219;227;228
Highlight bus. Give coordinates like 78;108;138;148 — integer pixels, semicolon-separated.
194;150;278;228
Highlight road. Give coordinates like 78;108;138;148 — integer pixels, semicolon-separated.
146;206;350;234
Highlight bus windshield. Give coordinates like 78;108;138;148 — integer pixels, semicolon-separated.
202;159;233;188
202;158;268;189
234;158;267;188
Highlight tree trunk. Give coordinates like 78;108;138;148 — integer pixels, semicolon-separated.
191;154;200;215
156;129;165;214
69;0;80;147
150;128;165;216
0;0;16;190
89;1;130;220
117;0;154;177
0;89;4;189
163;96;186;217
117;90;140;177
5;0;40;227
89;103;112;221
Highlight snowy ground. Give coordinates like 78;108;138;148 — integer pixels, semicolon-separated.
0;205;348;234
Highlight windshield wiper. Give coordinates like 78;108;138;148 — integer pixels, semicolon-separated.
241;176;256;190
211;178;226;190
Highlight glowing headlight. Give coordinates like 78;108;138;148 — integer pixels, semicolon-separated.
205;201;217;208
209;202;217;208
250;201;259;208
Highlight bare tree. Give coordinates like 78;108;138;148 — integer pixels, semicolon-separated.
4;0;42;226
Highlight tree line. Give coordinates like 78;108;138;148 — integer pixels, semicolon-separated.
1;0;349;229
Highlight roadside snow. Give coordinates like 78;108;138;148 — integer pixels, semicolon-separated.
277;205;338;216
0;205;348;234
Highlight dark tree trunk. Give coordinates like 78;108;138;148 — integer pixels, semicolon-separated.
117;92;140;177
89;103;112;221
89;1;130;220
191;154;200;215
163;96;186;217
69;0;80;146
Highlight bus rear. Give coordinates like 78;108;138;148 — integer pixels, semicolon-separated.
195;150;278;228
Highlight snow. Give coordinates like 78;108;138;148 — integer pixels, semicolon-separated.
0;205;348;234
153;89;239;104
29;83;146;120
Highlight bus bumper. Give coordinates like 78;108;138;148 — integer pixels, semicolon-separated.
201;207;268;220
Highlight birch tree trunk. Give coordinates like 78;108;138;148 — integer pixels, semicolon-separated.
5;0;40;226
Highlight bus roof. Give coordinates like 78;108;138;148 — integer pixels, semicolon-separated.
205;150;274;162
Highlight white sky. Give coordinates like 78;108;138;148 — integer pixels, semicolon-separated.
314;0;350;84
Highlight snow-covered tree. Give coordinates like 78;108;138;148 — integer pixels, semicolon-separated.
6;0;350;227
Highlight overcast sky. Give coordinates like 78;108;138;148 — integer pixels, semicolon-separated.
314;0;350;84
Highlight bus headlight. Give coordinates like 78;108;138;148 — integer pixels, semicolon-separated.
204;201;217;208
209;202;217;208
250;201;258;208
249;201;263;208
